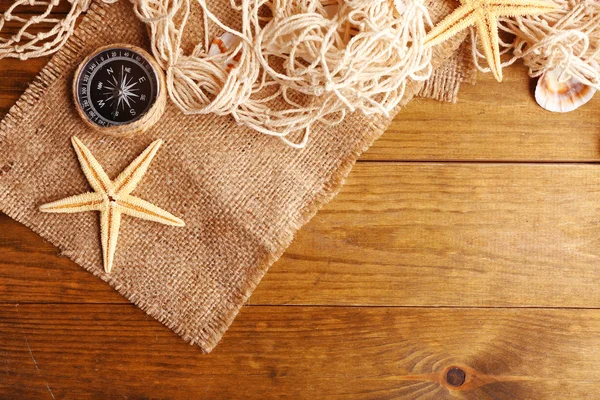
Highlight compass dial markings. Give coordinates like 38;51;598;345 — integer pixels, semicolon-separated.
75;47;160;127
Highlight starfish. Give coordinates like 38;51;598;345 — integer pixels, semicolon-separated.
40;137;185;274
423;0;559;82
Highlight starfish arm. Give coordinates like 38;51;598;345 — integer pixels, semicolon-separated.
490;0;560;16
424;6;477;47
112;139;163;197
118;195;185;227
71;136;113;194
100;205;121;274
476;13;503;82
40;192;104;213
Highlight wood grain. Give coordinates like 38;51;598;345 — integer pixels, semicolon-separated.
2;305;600;399
258;162;600;306
0;0;71;14
0;214;124;303
4;163;600;307
2;5;600;398
0;58;49;92
2;55;600;161
366;70;600;162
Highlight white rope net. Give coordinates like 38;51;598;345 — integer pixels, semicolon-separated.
499;0;600;89
0;0;434;147
0;0;117;60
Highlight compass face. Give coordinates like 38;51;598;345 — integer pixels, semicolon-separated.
75;46;160;127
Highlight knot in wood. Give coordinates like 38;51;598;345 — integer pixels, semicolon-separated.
445;367;466;387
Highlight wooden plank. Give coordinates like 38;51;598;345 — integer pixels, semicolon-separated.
365;66;600;162
1;55;600;162
1;20;70;36
0;214;124;303
0;58;49;94
1;304;600;399
0;0;72;14
0;92;21;117
259;162;600;306
3;163;600;307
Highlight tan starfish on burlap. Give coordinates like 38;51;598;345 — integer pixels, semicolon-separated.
424;0;559;82
40;137;185;274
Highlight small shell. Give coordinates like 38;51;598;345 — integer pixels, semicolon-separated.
535;67;596;113
394;0;406;15
208;32;241;57
208;32;242;71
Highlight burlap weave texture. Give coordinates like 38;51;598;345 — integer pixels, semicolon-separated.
0;0;467;352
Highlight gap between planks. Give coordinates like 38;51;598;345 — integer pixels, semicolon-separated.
3;302;600;310
357;160;600;165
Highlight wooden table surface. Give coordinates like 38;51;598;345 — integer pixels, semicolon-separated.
3;9;600;400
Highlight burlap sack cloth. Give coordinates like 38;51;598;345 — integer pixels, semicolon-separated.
0;0;472;352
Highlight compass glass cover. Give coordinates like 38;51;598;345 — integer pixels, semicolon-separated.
75;47;160;127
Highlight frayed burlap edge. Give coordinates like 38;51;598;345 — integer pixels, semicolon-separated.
418;36;478;103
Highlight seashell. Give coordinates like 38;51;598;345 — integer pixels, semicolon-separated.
535;67;596;113
208;32;242;71
394;0;406;15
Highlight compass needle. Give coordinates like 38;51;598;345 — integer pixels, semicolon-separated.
122;93;132;108
74;45;165;134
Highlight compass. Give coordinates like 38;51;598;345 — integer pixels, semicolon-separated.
73;44;166;137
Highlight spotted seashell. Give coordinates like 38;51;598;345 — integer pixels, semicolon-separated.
535;67;596;113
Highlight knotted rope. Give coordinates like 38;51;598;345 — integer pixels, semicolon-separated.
0;0;118;60
133;0;433;147
0;0;433;147
497;0;600;88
